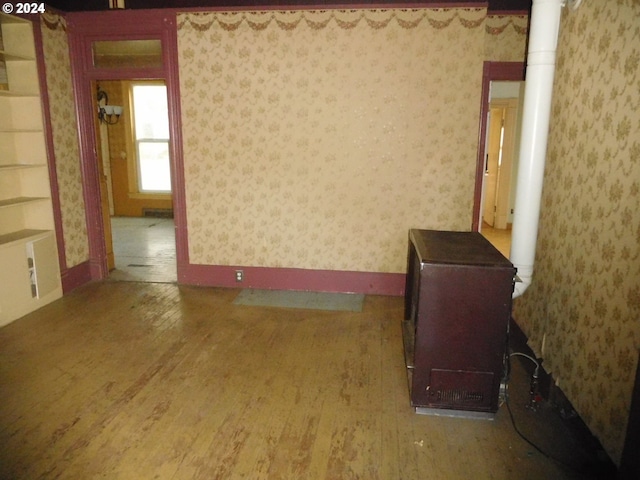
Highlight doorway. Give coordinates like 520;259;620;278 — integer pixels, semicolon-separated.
109;216;176;282
93;79;176;283
480;84;522;257
67;9;187;286
473;62;525;259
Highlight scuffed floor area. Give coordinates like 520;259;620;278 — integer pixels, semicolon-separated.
0;282;614;479
109;216;177;283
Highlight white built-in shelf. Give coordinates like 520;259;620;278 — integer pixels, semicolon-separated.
0;228;51;248
0;89;39;97
0;163;46;170
0;129;42;134
0;128;42;133
0;50;34;62
0;196;49;208
0;11;62;327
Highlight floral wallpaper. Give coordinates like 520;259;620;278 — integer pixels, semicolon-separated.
177;8;488;273
485;14;528;62
40;14;89;269
34;7;527;276
513;0;640;465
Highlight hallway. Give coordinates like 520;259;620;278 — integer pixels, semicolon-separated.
108;216;177;283
481;222;512;259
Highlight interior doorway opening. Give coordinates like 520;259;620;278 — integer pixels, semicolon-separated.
66;10;186;287
473;63;525;260
109;216;176;283
478;80;524;258
93;79;176;283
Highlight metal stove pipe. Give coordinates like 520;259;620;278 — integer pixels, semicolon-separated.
510;0;565;298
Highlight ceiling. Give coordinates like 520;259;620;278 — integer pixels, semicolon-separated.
47;0;532;13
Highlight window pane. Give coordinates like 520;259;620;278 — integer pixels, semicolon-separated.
138;141;171;192
92;40;163;69
133;85;169;139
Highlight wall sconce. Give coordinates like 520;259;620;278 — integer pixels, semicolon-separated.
97;86;123;125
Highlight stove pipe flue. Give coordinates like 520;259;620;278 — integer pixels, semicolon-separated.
510;0;565;298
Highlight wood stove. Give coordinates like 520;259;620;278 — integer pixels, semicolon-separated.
403;229;516;418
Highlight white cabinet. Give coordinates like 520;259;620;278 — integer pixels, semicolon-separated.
0;13;61;327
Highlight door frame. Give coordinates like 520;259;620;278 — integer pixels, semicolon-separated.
472;61;525;231
489;97;519;230
482;101;504;228
67;9;187;282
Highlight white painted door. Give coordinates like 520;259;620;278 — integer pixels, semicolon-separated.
483;107;503;227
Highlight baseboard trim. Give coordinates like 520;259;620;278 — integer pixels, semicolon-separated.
620;350;640;479
61;260;92;294
508;317;553;399
178;263;405;296
509;318;618;476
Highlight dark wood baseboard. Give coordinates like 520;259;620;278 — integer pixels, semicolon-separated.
508;317;552;399
619;350;640;479
508;318;618;478
61;260;92;294
178;263;406;296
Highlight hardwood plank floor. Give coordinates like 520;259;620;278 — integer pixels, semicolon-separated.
0;282;596;479
109;217;176;283
480;222;511;259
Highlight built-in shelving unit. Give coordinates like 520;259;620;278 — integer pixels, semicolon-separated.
0;12;62;327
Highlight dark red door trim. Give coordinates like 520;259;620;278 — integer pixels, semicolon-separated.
66;9;187;282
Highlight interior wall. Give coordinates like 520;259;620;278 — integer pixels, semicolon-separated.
39;14;88;269
177;8;489;273
35;7;528;281
513;0;640;464
484;14;528;62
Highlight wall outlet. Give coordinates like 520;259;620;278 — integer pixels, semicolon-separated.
499;380;507;404
235;270;243;282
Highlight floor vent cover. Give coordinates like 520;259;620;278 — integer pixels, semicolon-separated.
429;369;494;408
142;208;173;218
436;389;484;404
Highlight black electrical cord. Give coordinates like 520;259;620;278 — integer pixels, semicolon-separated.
503;354;588;477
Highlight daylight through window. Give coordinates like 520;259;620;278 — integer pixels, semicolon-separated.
132;83;171;193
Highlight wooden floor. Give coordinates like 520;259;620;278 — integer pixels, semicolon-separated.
480;222;512;259
0;282;594;479
109;217;177;283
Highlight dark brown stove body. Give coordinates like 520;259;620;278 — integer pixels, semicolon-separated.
403;230;516;417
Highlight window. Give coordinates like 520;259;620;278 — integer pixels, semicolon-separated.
131;83;171;193
92;40;163;69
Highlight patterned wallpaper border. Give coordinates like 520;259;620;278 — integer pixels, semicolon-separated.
485;15;527;35
40;8;527;36
177;8;489;32
41;12;66;31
